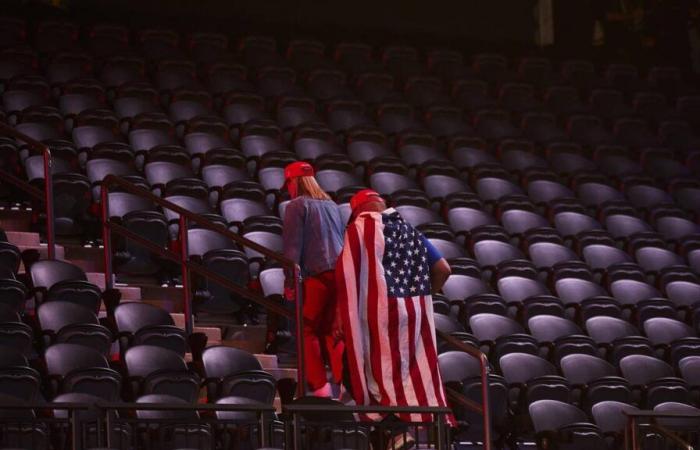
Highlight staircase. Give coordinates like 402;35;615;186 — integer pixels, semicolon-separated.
0;206;296;411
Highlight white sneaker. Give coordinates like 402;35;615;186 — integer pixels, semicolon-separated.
310;382;332;398
336;383;354;404
387;432;415;450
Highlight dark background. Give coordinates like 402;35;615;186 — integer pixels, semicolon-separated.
6;0;540;54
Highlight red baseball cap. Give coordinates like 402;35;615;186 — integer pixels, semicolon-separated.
283;161;314;188
350;189;383;212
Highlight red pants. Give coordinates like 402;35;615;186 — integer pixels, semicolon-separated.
302;271;344;391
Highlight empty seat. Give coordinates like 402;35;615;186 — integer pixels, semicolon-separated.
560;353;631;407
473;109;520;141
44;343;121;400
0;321;34;357
377;102;423;135
0;278;28;314
576;231;633;272
469;313;525;348
500;82;541;114
614;117;658;148
495;261;549;304
452;78;494;112
135;393;212;449
441;258;489;302
643;317;694;347
551;262;606;306
470;225;524;269
438;350;509;443
29;260;103;312
472;165;523;203
124;345;200;402
528;315;582;346
425;105;472;137
496;196;548;237
500;353;570;409
678;355;700;390
590;89;633;120
629;233;685;274
202;346;276;403
587;318;648;362
524;229;579;271
605;262;662;306
115;303;187;357
188;228;251;315
368;157;417;195
37;302;112;355
307;69;350;101
619;354;689;408
523;170;575;205
529;400;605;450
445;193;496;240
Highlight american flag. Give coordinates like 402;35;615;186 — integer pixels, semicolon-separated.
336;209;452;423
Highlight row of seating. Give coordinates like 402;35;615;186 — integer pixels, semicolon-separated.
2;12;700;450
0;17;694;94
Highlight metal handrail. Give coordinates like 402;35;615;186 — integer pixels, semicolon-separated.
0;122;55;259
437;329;493;450
284;404;453;414
100;175;305;395
645;423;694;450
284;402;452;450
625;410;700;450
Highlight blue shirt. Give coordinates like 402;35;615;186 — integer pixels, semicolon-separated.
421;235;443;267
282;196;345;277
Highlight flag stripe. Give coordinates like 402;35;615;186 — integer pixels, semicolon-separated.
364;214;394;407
387;296;408;420
406;296;431;422
339;221;368;406
420;295;450;412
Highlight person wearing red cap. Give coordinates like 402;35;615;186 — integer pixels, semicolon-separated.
282;161;345;397
335;189;453;446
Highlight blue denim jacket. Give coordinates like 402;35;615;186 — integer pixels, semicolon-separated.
282;196;344;278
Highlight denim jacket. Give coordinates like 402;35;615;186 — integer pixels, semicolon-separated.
282;196;344;279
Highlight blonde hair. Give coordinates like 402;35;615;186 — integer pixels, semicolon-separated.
294;176;331;201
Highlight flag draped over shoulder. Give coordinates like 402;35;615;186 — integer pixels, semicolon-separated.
336;209;451;423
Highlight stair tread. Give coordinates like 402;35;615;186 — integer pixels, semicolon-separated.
5;231;41;246
87;273;142;300
253;353;279;369
0;209;32;232
170;313;223;344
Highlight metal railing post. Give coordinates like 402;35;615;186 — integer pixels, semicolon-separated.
100;183;113;291
436;413;446;450
260;410;269;447
479;352;493;450
42;148;55;259
437;330;492;450
294;264;306;397
179;215;193;335
70;408;77;450
293;412;302;450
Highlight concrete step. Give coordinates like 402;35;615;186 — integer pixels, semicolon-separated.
139;285;183;302
170;313;222;345
62;245;105;273
0;209;32;233
87;272;142;301
253;353;278;370
222;324;267;354
5;231;40;247
16;244;65;271
266;367;297;382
